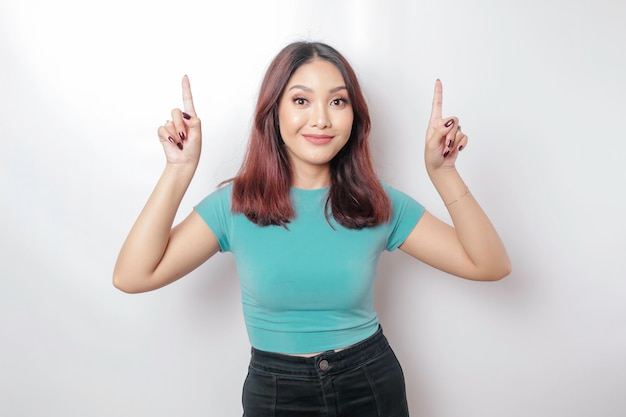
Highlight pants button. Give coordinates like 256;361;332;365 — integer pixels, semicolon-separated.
319;359;329;371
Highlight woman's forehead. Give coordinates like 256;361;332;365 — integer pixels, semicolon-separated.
286;60;346;90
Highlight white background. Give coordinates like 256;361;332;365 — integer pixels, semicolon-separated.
2;0;625;416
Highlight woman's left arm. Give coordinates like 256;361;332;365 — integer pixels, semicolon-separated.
399;80;511;281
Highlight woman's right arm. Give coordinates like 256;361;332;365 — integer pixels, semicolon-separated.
113;76;220;294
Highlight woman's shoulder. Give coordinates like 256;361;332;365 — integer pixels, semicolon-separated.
380;180;411;200
379;180;425;212
195;181;233;211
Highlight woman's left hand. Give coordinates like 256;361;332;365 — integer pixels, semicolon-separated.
424;80;468;174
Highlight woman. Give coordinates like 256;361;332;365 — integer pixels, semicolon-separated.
114;42;511;416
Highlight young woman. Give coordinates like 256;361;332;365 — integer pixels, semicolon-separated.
114;42;511;416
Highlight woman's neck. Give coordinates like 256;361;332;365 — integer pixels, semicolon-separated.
291;166;331;190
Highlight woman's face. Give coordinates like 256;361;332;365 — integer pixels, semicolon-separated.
278;59;354;181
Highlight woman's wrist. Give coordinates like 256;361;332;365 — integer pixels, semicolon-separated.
427;165;458;180
164;160;198;178
155;162;198;201
427;167;471;207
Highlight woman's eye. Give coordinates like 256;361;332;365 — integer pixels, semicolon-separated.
294;97;307;105
331;98;347;106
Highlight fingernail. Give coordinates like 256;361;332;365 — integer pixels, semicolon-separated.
179;131;186;141
445;119;454;128
443;150;450;157
458;145;464;151
168;136;175;144
182;112;191;120
447;139;453;147
177;142;183;150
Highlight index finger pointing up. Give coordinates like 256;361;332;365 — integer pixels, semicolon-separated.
182;75;197;117
430;79;443;121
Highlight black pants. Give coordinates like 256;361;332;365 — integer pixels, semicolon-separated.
242;326;409;417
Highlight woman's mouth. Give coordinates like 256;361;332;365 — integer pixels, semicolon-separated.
302;134;334;145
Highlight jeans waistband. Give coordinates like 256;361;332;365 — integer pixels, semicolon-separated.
249;326;389;377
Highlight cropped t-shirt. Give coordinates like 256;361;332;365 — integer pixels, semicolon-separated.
194;182;424;354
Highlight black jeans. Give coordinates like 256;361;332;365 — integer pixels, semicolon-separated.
242;326;409;417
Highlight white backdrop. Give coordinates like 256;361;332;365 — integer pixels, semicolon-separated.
2;0;625;416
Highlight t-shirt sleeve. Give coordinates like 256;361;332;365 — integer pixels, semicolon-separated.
384;184;426;251
193;184;232;252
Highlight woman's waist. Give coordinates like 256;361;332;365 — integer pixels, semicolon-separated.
249;325;388;376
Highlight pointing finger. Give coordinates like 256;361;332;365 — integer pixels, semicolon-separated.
182;75;197;117
430;79;443;122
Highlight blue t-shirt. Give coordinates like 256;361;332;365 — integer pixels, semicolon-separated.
194;183;424;354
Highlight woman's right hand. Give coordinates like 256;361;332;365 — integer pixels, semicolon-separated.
114;76;218;294
158;75;202;166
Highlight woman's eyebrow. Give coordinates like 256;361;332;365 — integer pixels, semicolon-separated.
287;85;347;93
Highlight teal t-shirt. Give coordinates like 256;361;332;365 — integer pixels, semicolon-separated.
194;182;424;354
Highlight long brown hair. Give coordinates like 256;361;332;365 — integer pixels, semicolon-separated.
231;41;391;229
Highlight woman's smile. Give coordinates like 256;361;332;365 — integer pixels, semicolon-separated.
301;133;335;145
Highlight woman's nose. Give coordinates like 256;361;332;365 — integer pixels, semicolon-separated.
310;103;330;128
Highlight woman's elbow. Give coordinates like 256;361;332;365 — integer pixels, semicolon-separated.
112;273;147;294
482;260;512;281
